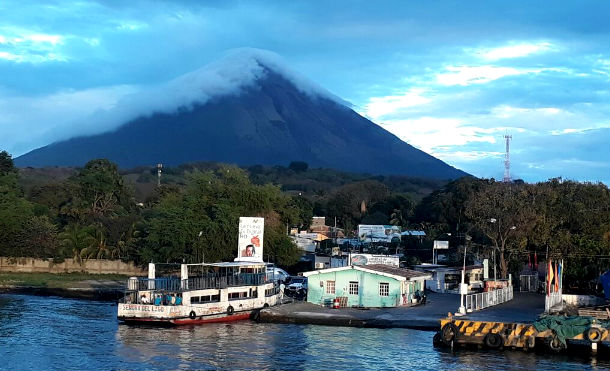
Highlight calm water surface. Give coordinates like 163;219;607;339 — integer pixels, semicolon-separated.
1;294;609;371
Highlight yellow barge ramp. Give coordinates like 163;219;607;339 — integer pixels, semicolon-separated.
434;316;610;355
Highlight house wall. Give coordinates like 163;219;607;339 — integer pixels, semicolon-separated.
306;269;423;307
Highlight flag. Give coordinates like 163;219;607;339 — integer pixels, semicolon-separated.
554;261;559;292
528;253;532;268
547;260;554;295
534;252;538;270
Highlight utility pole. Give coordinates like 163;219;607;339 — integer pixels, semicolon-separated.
157;163;163;187
503;135;512;183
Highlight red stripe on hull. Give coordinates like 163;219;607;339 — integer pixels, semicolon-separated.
173;312;251;325
120;312;252;325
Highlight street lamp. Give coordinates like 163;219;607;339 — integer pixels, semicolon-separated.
458;243;468;314
489;219;515;282
457;234;472;315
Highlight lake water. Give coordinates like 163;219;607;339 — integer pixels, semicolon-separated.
0;294;608;371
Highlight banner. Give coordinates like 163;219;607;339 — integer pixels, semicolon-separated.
237;217;264;262
358;225;401;243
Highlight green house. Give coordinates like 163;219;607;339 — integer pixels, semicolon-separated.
302;264;432;308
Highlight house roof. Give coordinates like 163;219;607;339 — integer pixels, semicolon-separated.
361;264;431;280
302;264;431;281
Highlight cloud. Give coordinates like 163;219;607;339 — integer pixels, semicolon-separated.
0;0;608;183
0;85;137;155
1;48;342;156
436;65;548;86
0;26;68;63
472;41;554;61
363;89;430;120
378;117;498;154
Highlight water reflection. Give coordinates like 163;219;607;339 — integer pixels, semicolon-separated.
1;294;610;371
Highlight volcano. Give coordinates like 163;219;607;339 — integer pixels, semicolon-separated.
15;49;467;179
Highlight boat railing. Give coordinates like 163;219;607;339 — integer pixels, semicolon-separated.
126;273;268;292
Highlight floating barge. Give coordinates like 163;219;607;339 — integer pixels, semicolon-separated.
434;315;610;355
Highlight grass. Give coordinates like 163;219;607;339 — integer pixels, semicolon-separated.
0;272;129;289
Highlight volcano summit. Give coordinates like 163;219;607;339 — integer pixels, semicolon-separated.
16;49;466;179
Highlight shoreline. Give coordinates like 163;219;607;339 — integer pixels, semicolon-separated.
0;272;127;301
0;285;124;301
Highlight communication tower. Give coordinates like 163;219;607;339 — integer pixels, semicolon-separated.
503;135;512;183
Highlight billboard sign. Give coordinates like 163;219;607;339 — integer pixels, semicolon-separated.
349;254;399;267
433;240;449;250
358;225;401;243
237;217;264;262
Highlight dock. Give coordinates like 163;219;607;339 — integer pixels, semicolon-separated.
258;292;543;330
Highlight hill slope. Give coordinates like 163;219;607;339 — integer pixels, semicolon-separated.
16;52;467;179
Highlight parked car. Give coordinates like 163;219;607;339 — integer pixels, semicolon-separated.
286;276;308;290
267;267;289;283
284;276;308;300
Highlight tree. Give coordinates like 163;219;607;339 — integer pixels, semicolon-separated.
0;150;16;176
60;224;95;264
142;166;301;266
415;176;484;233
80;226;118;260
288;195;313;230
0;161;34;256
69;159;134;221
465;181;536;279
14;216;59;258
326;180;389;229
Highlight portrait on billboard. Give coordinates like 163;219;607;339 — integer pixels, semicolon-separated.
237;217;264;261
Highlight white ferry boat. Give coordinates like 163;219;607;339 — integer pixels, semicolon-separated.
117;261;281;325
117;217;281;325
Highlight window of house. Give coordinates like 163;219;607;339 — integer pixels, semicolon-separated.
326;280;335;294
379;282;389;297
349;281;359;295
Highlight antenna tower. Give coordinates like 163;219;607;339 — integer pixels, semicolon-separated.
503;135;512;183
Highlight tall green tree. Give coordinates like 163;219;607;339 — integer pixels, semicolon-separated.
0;151;35;256
465;181;536;278
59;224;95;264
142;166;301;266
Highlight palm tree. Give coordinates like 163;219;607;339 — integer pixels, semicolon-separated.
80;228;116;260
390;209;407;227
59;224;94;265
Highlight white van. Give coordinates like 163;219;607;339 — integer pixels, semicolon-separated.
266;266;289;283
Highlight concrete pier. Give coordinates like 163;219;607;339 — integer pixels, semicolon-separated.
258;292;544;330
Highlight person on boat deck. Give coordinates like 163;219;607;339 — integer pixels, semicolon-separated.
242;244;255;257
141;294;150;304
175;296;182;305
154;294;162;306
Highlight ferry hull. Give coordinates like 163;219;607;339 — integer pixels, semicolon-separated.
119;311;253;325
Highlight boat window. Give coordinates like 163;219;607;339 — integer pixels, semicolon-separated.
229;291;251;300
191;293;221;304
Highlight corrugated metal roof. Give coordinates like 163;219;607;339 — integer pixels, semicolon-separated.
359;264;431;279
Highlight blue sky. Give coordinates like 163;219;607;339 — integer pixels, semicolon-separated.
1;1;608;183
